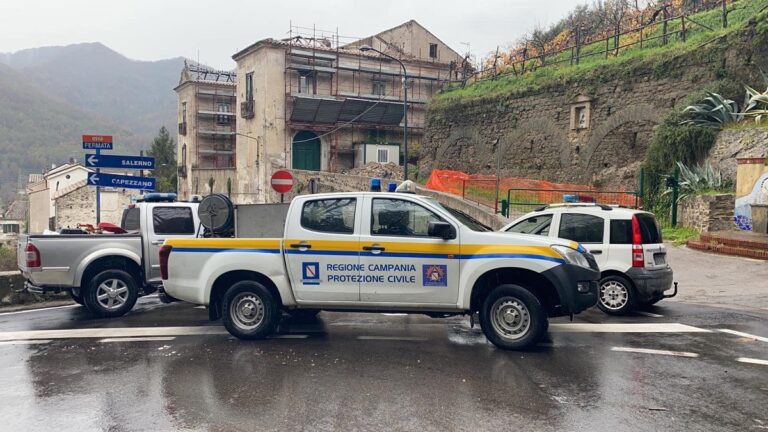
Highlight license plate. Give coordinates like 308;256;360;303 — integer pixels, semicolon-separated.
654;254;666;265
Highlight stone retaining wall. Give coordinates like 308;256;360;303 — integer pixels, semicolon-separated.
0;272;68;307
679;194;735;233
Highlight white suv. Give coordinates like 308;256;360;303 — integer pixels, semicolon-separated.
501;203;676;315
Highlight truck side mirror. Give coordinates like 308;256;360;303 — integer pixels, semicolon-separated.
428;221;456;240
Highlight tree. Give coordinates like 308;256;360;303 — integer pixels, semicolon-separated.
147;126;177;193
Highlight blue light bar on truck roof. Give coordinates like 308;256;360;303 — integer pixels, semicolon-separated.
139;193;177;202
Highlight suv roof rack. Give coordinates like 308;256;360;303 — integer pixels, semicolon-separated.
534;202;614;212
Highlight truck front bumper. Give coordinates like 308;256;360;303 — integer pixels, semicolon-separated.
542;264;599;317
626;266;675;303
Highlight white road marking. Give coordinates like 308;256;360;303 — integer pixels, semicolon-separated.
637;311;664;318
0;305;78;316
382;313;407;316
718;329;768;343
0;339;52;346
550;323;709;333
0;326;228;341
98;337;177;343
268;334;309;339
736;357;768;366
357;335;427;341
611;347;699;358
194;306;206;309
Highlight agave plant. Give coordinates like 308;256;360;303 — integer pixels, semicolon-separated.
681;92;741;127
743;85;768;123
665;161;733;202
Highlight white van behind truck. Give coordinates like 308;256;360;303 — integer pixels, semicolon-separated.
161;192;601;350
502;203;676;315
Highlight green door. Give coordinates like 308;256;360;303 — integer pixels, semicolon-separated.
292;131;321;171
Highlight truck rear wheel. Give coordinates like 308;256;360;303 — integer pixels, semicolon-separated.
479;284;547;350
221;281;279;340
83;269;139;318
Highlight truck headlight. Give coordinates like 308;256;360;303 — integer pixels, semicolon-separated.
551;245;590;268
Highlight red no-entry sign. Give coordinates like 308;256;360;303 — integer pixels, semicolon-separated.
271;170;294;194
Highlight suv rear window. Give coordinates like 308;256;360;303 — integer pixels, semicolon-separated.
636;213;662;244
610;220;632;244
558;213;604;243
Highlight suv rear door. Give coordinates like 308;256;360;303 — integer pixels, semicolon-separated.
557;212;609;269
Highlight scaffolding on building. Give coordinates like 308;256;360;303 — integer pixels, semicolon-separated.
282;22;453;172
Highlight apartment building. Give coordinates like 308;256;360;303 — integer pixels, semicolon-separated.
174;61;237;199
176;20;464;202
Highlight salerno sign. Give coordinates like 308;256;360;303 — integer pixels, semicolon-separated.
85;154;155;170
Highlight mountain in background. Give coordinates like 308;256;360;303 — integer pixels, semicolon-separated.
0;42;185;203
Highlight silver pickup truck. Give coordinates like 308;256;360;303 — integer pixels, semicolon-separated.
18;197;200;317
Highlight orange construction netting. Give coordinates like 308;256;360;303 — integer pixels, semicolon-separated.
425;169;639;209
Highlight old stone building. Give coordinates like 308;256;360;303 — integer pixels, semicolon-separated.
174;61;237;200
53;181;133;229
175;20;464;203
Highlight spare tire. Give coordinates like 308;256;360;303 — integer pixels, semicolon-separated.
198;193;234;234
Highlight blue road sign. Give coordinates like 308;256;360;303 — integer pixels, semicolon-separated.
85;154;155;169
87;172;156;191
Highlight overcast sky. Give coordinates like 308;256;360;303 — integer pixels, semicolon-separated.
1;0;580;69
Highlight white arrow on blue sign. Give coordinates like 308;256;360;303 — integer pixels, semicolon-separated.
85;154;155;169
88;172;156;191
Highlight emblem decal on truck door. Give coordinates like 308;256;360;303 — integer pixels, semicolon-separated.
422;264;447;287
302;262;320;285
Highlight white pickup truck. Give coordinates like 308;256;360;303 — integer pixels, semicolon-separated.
161;192;600;349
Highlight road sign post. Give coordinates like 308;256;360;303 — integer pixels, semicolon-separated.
271;170;294;203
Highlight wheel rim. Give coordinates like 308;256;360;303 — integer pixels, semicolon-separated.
600;280;629;310
230;293;265;331
490;296;531;341
96;278;129;311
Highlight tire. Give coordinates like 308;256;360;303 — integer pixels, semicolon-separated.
69;289;84;305
287;309;320;321
221;281;280;340
83;269;139;318
597;275;636;315
479;284;548;350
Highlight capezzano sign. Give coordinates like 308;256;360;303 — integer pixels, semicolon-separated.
88;172;156;191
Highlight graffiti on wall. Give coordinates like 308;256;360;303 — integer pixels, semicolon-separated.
734;173;768;230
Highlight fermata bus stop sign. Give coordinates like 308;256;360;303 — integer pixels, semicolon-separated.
82;134;114;150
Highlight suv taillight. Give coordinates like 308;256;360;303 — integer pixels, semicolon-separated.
25;243;41;268
631;215;644;268
159;245;172;280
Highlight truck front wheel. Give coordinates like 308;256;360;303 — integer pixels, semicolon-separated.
83;269;139;318
479;284;547;350
222;281;280;340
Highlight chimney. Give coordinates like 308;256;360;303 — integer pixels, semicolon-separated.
69;157;76;165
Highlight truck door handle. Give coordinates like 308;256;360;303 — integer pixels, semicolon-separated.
289;242;312;249
591;250;603;255
151;240;165;246
362;245;385;252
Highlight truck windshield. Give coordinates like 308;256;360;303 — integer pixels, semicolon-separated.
424;198;492;232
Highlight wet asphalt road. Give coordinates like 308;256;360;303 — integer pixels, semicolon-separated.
0;297;765;432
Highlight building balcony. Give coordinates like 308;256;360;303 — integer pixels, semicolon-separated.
241;100;254;119
178;122;187;135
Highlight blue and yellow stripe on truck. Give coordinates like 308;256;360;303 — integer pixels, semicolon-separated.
165;239;565;264
165;239;281;254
